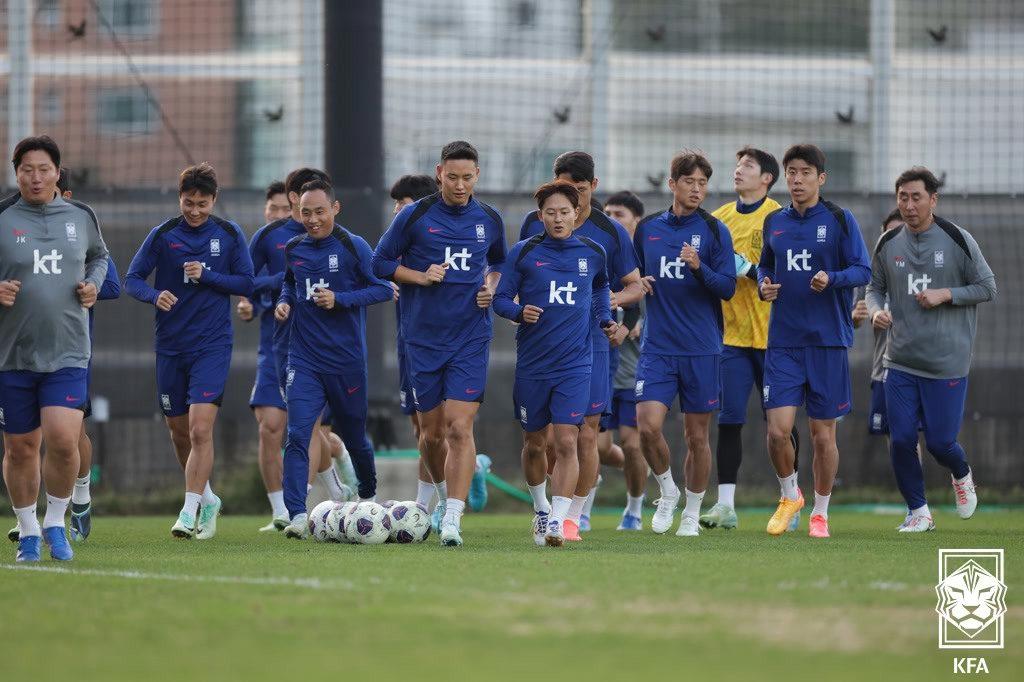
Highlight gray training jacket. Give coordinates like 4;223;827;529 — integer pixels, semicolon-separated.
0;194;109;372
865;217;995;380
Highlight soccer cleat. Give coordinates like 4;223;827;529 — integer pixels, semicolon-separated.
616;513;642;531
808;513;830;538
699;503;738;529
675;515;700;537
579;514;592;532
8;524;20;543
766;493;805;536
952;472;977;519
430;499;446;534
786;509;801;532
651;493;680;534
563;519;582;542
259;513;290;532
468;454;491;512
898;515;935;533
544;518;564;547
532;511;550;546
43;526;74;561
171;511;196;539
439;520;463;547
196;495;222;540
895;511;913;531
70;502;92;542
16;535;41;562
284;513;308;539
335;453;359;491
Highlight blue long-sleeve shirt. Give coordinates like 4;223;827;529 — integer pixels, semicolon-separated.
494;233;612;379
279;225;393;375
757;199;871;348
519;208;637;352
372;193;506;352
88;256;121;337
125;215;254;355
249;216;306;370
633;207;737;356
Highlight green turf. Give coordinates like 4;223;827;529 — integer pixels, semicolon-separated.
1;510;1020;681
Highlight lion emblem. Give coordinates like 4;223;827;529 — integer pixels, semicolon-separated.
935;559;1007;638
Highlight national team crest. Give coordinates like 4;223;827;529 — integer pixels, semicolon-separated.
210;238;221;256
816;225;827;242
475;224;486;241
936;549;1006;649
690;235;701;250
634;380;644;397
328;254;339;272
65;222;77;242
0;407;5;426
519;406;527;423
160;394;171;411
578;258;588;274
934;250;945;268
895;256;906;268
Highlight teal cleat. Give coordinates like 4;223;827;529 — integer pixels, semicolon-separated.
430;499;446;534
70;502;92;541
468;454;491;512
171;511;196;539
699;503;738;530
196;495;222;540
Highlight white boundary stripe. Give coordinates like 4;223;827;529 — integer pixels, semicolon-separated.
1;564;354;591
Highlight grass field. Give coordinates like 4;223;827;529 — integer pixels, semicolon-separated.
1;509;1020;681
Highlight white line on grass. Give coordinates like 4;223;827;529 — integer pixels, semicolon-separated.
1;564;355;591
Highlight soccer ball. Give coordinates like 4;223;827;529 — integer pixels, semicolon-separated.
334;501;359;543
380;499;398;509
308;500;335;542
343;502;390;545
325;503;348;542
387;501;431;544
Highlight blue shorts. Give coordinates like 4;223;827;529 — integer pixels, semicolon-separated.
719;345;766;425
587;350;611;417
884;368;963;441
0;367;88;434
156;347;232;418
513;373;589;432
397;339;415;416
250;354;286;410
406;337;489;413
869;379;888;434
605;388;637;430
763;347;851;420
635;353;721;414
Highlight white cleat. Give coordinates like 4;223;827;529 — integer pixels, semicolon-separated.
544;518;564;547
895;511;913;531
952;472;977;519
284;513;309;539
898;515;935;533
675;515;700;537
440;520;463;547
532;511;550;547
651;493;680;534
259;514;290;533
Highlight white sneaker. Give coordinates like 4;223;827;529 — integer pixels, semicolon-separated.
675;515;700;537
258;513;290;533
952;472;977;519
544;518;564;547
532;511;549;547
895;511;913;531
898;515;935;533
439;520;463;547
651;492;680;534
284;513;308;539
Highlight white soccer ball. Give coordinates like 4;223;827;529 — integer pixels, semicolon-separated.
308;500;335;542
343;501;390;545
325;503;348;542
387;501;431;544
334;501;359;543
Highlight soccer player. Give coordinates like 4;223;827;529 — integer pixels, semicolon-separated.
275;180;392;537
373;140;507;547
866;167;994;532
125;163;254;539
700;147;800;532
634;151;736;537
494;181;616;546
518;152;644;541
0;135;110;562
757;143;871;538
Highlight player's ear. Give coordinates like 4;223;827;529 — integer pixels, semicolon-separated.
667;176;676;193
591;178;599;192
818;172;827;188
331;200;341;214
62;190;72;200
288;191;299;206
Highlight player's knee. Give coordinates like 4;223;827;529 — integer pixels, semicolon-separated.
552;432;577;460
444;417;473;448
684;431;709;455
188;423;214;447
5;438;40;464
258;419;284;442
810;430;835;454
766;424;791;449
419;425;445;453
638;423;659;447
924;437;955;458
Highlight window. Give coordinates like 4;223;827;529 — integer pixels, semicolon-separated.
36;0;62;29
40;87;63;124
97;0;158;37
97;89;157;135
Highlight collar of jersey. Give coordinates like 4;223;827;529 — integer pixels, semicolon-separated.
735;196;767;214
17;194;67;211
783;200;826;221
437;195;476;215
661;208;701;227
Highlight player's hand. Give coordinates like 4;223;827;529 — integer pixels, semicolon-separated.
76;281;98;308
852;299;869;323
155;290;178;311
872;310;892;330
916;288;951;309
608;321;628;347
760;277;781;301
680;243;700;270
183;261;205;282
275;303;291;321
0;279;21;307
236;297;254;321
810;270;830;292
390;281;400;302
609;290;620;309
629;318;643;340
520;304;543;324
423;264;447;285
476;284;494;309
312;287;335;310
639;275;656;296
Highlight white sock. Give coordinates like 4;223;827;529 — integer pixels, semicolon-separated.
550;495;572;524
528;482;551;514
778;472;799;500
442;498;465;527
582;486;598;517
14;503;41;537
307;483;313;494
654;470;680;498
201;481;218;506
317;467;346;501
416;480;435;508
268;490;287;517
682;488;705;520
911;503;931;519
72;475;91;505
435;480;448;502
625;494;644;517
717;483;736;509
182;492;201;518
567;495;588;523
43;494;71;529
812;492;830;518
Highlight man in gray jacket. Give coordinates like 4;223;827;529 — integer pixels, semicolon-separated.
0;136;109;562
866;167;996;532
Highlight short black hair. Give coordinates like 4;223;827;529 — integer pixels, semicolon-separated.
553;151;595;183
737;146;780;191
882;208;902;229
299;178;336;203
603;191;644;218
57;167;70;194
12;135;61;170
390;174;436;202
895;166;941;195
285;167;331;205
782;144;826;174
179;162;218;197
440;140;478;164
534;180;580;210
670;151;712;182
265;180;286;200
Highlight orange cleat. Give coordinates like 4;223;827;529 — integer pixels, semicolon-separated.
563;519;582;542
808;513;830;538
766;493;805;536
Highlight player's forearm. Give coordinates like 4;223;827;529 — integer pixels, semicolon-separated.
864;284;887;317
613;280;643;307
592;286;613;327
695;263;736;300
202;269;254;297
492;292;522;321
124;274;161;305
252;271;283;296
949;279;996;306
389;264;430;286
827;263;871;289
336;282;394;308
485;270;501;290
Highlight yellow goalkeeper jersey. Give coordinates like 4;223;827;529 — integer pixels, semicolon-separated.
712;197;780;350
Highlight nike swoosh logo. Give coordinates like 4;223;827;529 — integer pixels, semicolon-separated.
292;261;304;266
535;261;550;267
465;388;480;395
647;236;662;241
837;402;850;410
169;243;184;249
276;243;287;249
428;228;442;233
202;391;217;398
591;402;604;409
570;412;582;418
347;386;360;394
65;395;79;402
948;380;961;387
772;230;785;236
707;398;719;405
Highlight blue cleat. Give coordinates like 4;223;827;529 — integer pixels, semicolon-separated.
43;527;74;561
579;514;591;532
70;502;92;542
430;498;446;534
468;454;491;512
616;513;642;531
16;535;41;562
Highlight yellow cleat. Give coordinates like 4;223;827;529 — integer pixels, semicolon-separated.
766;494;805;536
